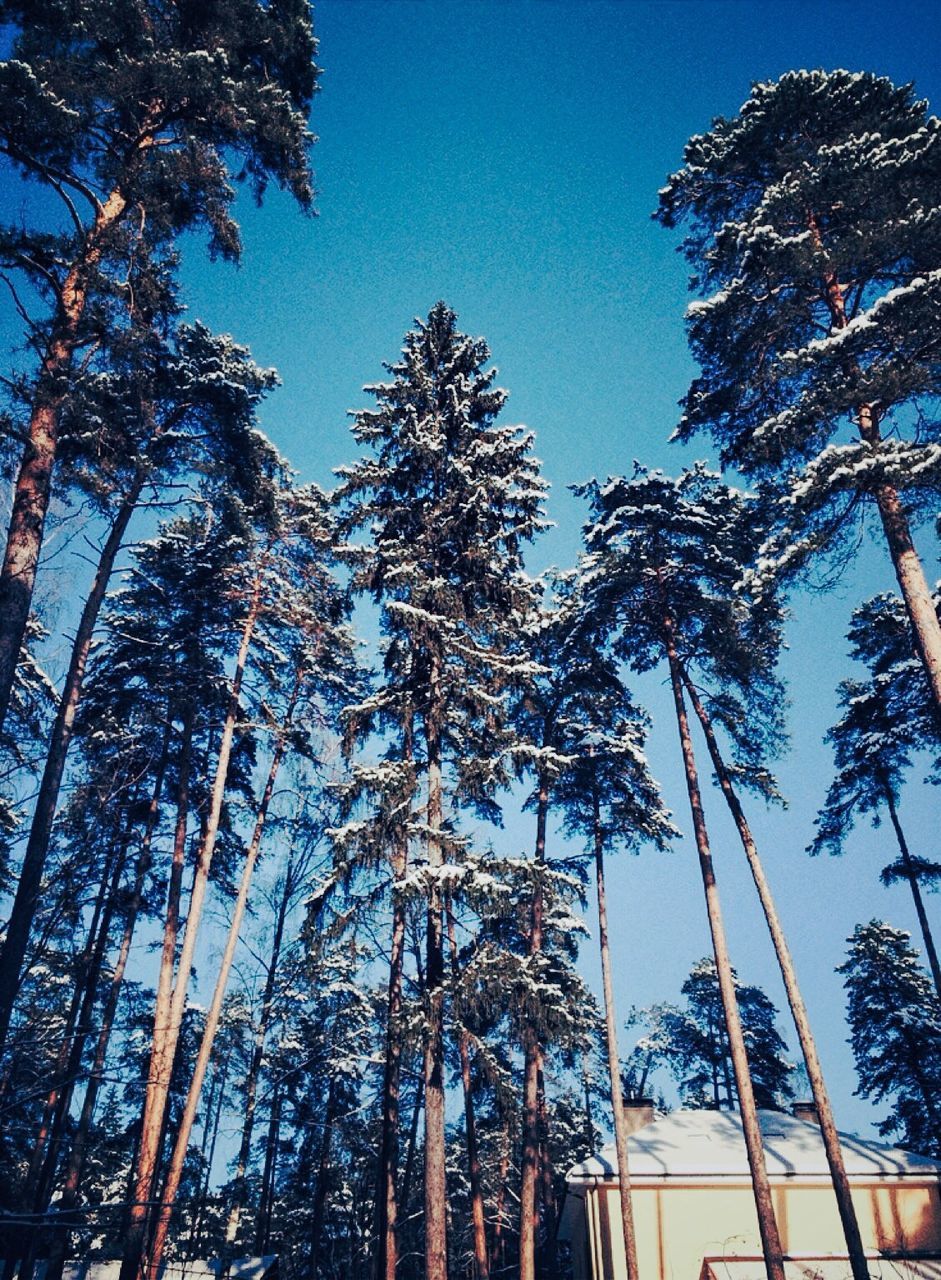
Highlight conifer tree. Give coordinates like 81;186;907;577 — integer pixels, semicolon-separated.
580;464;821;1280
517;579;675;1280
643;959;795;1111
813;594;941;996
656;70;941;717
0;316;281;1059
840;921;941;1156
336;302;547;1279
0;0;319;734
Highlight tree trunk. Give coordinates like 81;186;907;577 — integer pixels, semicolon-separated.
883;784;941;999
491;1126;511;1277
446;905;489;1280
374;711;413;1280
121;574;262;1280
681;665;870;1280
309;1076;340;1277
592;774;640;1280
807;213;941;723
254;1075;282;1256
144;690;294;1280
43;736;170;1280
189;1050;229;1259
422;650;448;1280
224;858;295;1251
536;1049;559;1280
520;768;548;1280
399;1072;424;1254
662;616;785;1280
0;473;149;1057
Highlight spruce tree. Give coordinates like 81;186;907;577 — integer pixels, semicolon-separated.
813;593;941;996
0;0;318;735
840;921;941;1156
656;69;941;718
336;301;547;1280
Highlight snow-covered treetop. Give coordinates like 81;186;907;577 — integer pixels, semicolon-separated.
655;69;941;475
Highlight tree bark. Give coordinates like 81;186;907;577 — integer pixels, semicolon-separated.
121;573;262;1280
882;785;941;998
592;773;640;1280
681;665;868;1280
536;1048;559;1280
446;904;489;1280
519;768;548;1280
43;735;170;1280
422;649;448;1280
807;213;941;724
254;1076;282;1256
144;687;294;1280
309;1076;340;1277
0;98;165;739
0;471;152;1057
374;711;413;1280
662;615;785;1280
224;857;295;1251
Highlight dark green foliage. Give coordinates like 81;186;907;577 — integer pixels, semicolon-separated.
840;921;941;1155
630;958;795;1112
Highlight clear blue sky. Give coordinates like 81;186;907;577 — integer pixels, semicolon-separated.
8;0;941;1137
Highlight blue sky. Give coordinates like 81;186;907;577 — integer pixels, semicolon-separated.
5;0;941;1136
167;0;941;1134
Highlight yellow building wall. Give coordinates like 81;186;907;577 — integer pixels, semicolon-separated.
583;1180;941;1280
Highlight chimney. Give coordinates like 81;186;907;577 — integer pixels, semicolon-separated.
791;1101;819;1126
623;1099;655;1135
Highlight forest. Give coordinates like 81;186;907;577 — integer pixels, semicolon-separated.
1;4;941;1280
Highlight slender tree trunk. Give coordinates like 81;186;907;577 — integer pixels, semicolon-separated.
225;859;295;1250
662;614;785;1280
145;694;294;1280
681;665;870;1280
591;775;640;1280
422;652;448;1280
491;1126;511;1276
520;768;548;1280
374;711;414;1280
121;575;262;1280
806;213;941;722
188;1050;228;1259
43;740;170;1280
25;834;122;1196
399;1073;424;1248
446;905;489;1280
254;1076;282;1256
0;153;157;740
0;473;150;1057
536;1048;559;1280
310;1075;340;1276
883;784;941;999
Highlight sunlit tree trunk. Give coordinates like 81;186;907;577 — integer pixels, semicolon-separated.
662;608;785;1280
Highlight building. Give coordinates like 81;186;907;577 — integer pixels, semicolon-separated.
558;1105;941;1280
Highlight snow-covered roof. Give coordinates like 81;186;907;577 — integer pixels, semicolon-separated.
567;1110;941;1183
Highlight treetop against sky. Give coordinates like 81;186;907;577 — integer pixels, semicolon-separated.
2;0;940;1137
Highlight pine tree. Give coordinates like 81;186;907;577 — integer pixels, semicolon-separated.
0;314;282;1060
644;959;794;1111
840;921;941;1156
813;593;941;996
336;301;547;1279
520;577;675;1280
579;463;808;1280
656;69;941;718
0;0;319;735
